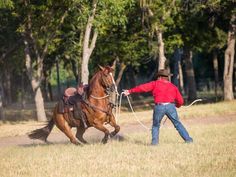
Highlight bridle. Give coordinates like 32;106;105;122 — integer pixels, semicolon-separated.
85;71;118;116
90;72;118;100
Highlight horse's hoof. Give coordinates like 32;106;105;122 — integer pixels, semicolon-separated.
101;139;108;144
75;142;83;146
71;140;82;146
110;132;116;138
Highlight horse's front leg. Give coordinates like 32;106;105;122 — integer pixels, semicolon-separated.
109;114;120;137
93;120;110;144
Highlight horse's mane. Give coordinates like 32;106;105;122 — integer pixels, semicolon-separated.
87;70;102;97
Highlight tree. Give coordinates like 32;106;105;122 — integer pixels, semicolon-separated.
140;0;178;70
92;1;149;88
80;0;134;84
201;0;235;100
16;0;70;121
175;0;207;101
0;1;23;111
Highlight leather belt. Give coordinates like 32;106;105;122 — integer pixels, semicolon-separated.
155;102;173;105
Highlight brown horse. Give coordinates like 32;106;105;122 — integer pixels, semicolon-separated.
28;66;120;145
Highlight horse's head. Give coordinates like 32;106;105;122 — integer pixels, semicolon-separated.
99;65;117;93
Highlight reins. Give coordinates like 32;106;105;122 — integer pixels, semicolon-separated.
83;100;112;115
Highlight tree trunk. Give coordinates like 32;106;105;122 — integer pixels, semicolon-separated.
20;71;26;109
71;59;78;83
110;59;117;104
34;87;47;121
81;53;90;84
0;76;4;120
115;62;127;87
3;68;12;105
42;79;49;102
110;59;127;104
56;59;61;99
48;82;53;101
223;14;235;101
24;39;47;121
178;61;185;95
183;46;197;102
213;49;219;101
81;0;98;84
234;61;236;93
128;67;140;100
171;49;181;87
156;28;166;70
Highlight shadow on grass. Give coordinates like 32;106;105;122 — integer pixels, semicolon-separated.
20;134;127;148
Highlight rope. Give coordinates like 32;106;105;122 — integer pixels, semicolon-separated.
182;99;203;108
117;92;203;130
124;93;151;131
116;92;148;130
161;98;203;126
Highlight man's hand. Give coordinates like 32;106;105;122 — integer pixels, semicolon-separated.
123;90;130;96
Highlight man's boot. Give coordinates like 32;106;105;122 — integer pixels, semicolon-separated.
81;113;88;129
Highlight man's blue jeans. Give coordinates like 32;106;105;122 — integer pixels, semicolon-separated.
151;103;193;145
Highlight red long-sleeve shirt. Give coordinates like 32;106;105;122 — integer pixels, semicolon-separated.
128;78;184;108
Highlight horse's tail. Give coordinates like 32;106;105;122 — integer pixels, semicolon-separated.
28;119;55;142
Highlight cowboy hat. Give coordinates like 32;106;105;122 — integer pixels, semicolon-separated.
156;69;173;77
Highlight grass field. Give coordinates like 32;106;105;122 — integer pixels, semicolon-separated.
0;122;236;177
0;101;236;177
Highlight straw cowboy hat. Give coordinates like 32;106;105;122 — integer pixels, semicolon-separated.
156;69;173;77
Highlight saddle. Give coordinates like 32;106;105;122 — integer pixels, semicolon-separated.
58;85;88;128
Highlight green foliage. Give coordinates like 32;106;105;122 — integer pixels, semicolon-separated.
49;63;74;86
175;0;234;52
95;0;134;34
148;0;179;32
0;0;14;9
92;1;149;68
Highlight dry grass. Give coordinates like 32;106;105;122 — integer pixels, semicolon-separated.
0;122;236;177
0;101;236;177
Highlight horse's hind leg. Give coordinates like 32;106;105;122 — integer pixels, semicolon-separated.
76;127;88;144
109;115;120;137
55;116;81;145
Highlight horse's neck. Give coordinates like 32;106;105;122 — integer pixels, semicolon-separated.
88;73;106;97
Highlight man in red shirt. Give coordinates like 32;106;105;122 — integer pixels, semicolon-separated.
123;69;193;145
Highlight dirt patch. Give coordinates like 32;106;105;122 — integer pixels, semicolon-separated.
0;114;235;148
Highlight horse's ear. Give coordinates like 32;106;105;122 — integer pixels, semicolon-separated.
111;66;115;71
108;66;114;72
98;65;104;71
